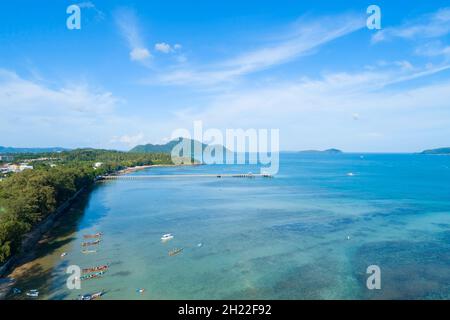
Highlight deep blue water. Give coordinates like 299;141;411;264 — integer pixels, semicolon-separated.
45;153;450;299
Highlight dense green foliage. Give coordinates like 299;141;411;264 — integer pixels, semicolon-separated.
130;138;229;163
0;149;172;264
129;137;206;153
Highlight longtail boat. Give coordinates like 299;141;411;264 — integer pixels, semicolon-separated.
80;270;105;281
81;249;97;254
81;239;101;247
83;232;103;239
79;290;105;300
82;264;109;274
168;248;184;256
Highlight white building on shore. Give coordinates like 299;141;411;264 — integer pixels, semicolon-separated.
3;163;34;173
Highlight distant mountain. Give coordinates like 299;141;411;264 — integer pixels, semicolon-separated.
299;148;343;154
129;138;206;153
129;138;230;162
0;146;67;154
421;147;450;155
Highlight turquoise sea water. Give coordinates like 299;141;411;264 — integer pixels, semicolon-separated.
42;153;450;299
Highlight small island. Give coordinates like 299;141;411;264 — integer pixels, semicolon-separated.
298;148;343;154
420;147;450;155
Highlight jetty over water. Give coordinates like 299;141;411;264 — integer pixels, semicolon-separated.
99;173;273;180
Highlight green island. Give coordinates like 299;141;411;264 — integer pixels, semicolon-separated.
420;147;450;155
298;148;343;154
0;148;172;265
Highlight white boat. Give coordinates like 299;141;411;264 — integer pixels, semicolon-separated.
161;233;174;242
79;290;104;300
26;289;39;298
81;249;97;254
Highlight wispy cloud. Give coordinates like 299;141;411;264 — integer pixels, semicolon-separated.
110;132;146;147
151;14;365;86
0;69;117;115
114;8;152;64
170;62;450;151
0;69;145;149
77;1;105;21
372;7;450;43
415;41;450;58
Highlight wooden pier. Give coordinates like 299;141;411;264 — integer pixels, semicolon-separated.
99;173;273;180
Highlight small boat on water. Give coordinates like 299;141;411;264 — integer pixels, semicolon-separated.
83;232;103;239
60;252;67;258
82;264;109;274
81;239;101;247
136;288;145;294
161;233;174;242
80;271;106;281
168;248;183;256
26;289;39;298
79;290;105;300
82;249;97;254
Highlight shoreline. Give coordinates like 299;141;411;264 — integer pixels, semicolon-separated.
116;163;193;175
0;162;197;299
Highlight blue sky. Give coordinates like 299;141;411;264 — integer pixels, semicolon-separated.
1;0;450;152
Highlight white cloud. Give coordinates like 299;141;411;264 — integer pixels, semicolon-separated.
76;2;105;21
395;60;414;71
415;41;450;58
155;42;172;53
76;1;95;9
151;14;365;86
154;42;182;54
169;63;450;152
372;8;450;43
114;8;151;63
0;69;138;149
0;69;117;116
130;47;151;61
110;132;145;147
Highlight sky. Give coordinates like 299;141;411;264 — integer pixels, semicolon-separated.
1;0;450;152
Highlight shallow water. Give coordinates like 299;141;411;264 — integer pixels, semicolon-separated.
12;153;450;299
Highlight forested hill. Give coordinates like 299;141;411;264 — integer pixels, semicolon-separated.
130;138;207;153
129;138;231;163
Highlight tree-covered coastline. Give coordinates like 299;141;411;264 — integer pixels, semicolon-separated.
0;149;172;264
